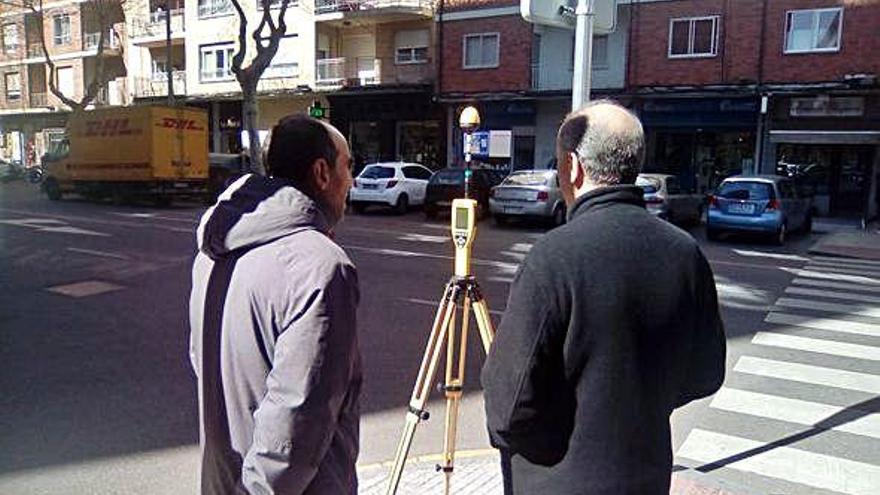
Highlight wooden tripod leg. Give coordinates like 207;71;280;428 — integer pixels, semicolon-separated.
385;282;459;495
440;295;471;494
472;297;496;353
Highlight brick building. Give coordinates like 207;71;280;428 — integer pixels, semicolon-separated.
627;0;880;221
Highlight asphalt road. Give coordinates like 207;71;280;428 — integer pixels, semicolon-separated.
3;180;874;495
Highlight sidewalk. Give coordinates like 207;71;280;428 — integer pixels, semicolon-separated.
808;219;880;261
356;451;760;495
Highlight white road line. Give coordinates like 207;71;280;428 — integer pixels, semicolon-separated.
66;247;130;260
710;388;880;439
765;312;880;338
804;264;880;278
774;297;880;319
344;244;519;272
37;226;111;237
677;429;880;495
812;255;880;268
753;332;880;362
785;286;880;305
402;298;504;316
734;356;880;394
732;249;810;262
780;267;880;285
791;278;880;294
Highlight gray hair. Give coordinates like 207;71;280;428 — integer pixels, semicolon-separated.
561;100;645;185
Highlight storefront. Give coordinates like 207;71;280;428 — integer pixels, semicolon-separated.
638;96;758;194
445;99;537;171
762;93;880;221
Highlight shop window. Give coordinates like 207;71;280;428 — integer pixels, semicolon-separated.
53;14;70;46
463;33;499;69
200;43;236;81
785;8;842;54
668;16;719;58
5;72;20;101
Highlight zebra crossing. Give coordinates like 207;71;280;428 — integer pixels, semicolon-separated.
675;255;880;495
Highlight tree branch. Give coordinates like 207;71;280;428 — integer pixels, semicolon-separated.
229;0;248;81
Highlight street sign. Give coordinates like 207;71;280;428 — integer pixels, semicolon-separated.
308;101;326;119
520;0;617;34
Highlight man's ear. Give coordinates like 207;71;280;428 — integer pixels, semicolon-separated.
569;152;585;191
312;158;331;192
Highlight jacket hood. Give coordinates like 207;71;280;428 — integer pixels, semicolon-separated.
196;174;331;260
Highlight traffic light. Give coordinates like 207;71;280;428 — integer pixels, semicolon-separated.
308;100;326;119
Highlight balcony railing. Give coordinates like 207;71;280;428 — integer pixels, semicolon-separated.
199;0;234;18
29;91;47;107
131;9;186;39
316;56;432;88
200;68;235;82
531;63;573;91
263;62;298;79
84;30;120;51
315;0;432;15
134;71;187;98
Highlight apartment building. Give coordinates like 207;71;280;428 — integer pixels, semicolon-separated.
0;0;125;164
628;0;880;220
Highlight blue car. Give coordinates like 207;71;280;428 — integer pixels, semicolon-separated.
707;175;812;245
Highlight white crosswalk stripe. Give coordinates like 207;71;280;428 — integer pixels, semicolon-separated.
677;255;880;493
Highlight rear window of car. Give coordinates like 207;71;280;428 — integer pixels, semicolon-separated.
718;181;774;200
431;169;463;185
636;176;661;194
359;166;395;180
502;172;552;187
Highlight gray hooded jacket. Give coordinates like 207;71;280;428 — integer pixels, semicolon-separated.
189;174;361;495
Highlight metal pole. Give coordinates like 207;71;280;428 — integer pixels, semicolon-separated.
571;0;596;111
165;4;174;106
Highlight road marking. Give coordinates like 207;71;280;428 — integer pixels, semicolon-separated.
804;264;880;278
774;297;880;319
732;249;810;262
753;332;880;362
734;356;880;394
46;280;124;298
710;388;880;440
785;286;880;305
677;429;880;495
402;298;504;316
812;255;880;268
396;233;449;243
37;226;110;237
780;267;880;285
0;218;65;226
345;244;519;272
791;278;880;294
765;312;880;338
66;247;130;260
111;212;196;224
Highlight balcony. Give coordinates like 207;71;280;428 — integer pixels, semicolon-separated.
316;56;432;89
84;30;121;53
531;63;573;92
29;92;48;107
198;0;234;18
134;71;187;98
315;0;433;26
130;9;186;45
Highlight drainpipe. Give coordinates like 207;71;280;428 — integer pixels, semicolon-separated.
437;0;444;168
754;0;769;175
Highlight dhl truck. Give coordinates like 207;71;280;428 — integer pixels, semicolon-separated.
41;105;209;203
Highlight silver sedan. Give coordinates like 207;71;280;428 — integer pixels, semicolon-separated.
489;169;567;226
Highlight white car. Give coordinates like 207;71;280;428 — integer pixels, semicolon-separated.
349;162;434;214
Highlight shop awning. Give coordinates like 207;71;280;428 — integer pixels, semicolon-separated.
770;130;880;145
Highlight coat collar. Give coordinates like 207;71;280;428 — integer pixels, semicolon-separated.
567;184;645;222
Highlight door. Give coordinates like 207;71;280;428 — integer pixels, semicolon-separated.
402;165;431;204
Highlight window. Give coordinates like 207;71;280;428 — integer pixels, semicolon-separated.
668;16;718;58
403;166;432;181
3;24;19;54
592;35;608;68
463;33;499;69
785;8;842;53
56;66;74;96
198;0;234;18
53;14;71;45
358;166;395;180
263;35;299;78
200;43;236;81
395;29;429;65
5;72;21;100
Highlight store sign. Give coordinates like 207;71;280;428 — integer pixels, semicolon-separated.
790;96;864;117
465;130;512;158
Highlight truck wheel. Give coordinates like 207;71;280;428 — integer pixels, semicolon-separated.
44;178;62;201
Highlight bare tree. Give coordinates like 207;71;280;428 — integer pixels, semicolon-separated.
229;0;293;172
0;0;125;112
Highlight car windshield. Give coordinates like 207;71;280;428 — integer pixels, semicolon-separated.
502;172;552;187
718;181;774;200
431;169;463;185
636;176;661;194
359;166;395;180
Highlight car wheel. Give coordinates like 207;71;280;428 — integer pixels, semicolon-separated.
44;178;62;201
774;223;787;246
552;205;567;226
495;214;508;226
395;194;409;215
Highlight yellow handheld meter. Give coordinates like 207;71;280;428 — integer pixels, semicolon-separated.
451;198;477;277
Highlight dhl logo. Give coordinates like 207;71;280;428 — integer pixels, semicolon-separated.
158;118;206;131
83;118;142;137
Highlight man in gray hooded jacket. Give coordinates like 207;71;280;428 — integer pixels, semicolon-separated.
189;115;359;494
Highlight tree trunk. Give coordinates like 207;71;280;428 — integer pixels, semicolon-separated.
241;83;262;175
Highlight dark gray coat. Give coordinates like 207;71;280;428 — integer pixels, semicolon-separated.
482;185;725;495
189;175;361;495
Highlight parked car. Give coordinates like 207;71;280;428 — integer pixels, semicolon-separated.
489;169;566;226
636;173;704;225
423;167;504;219
0;158;25;183
707;175;812;245
349;162;434;214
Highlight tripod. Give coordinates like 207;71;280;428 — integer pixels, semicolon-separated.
385;199;496;495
